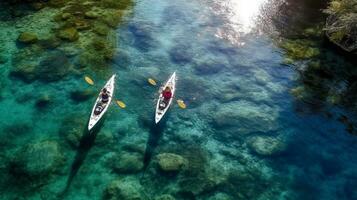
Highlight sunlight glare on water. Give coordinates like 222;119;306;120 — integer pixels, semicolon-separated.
212;0;269;45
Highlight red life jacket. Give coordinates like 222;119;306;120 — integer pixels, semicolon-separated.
163;91;172;99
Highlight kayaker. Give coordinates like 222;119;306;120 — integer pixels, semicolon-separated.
162;86;172;101
101;88;109;103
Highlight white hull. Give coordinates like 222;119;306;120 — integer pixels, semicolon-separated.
155;72;176;124
88;74;116;131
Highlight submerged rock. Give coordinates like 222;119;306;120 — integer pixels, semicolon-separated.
169;44;193;64
156;153;188;172
212;100;278;136
35;94;51;108
111;152;143;174
37;51;71;81
247;136;286;156
17;32;38;44
85;10;100;19
104;179;145;200
10;64;37;82
57;27;79;41
70;89;95;102
194;60;224;75
155;194;176;200
10;140;64;178
38;37;61;49
59;115;87;148
93;23;110;36
0;54;7;64
207;193;233;200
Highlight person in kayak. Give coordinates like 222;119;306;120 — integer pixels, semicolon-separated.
159;86;172;110
162;86;172;101
101;88;110;103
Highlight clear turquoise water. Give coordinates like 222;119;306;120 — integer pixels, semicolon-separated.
1;0;357;199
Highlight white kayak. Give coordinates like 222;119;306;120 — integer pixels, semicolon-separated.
155;72;176;124
88;74;116;131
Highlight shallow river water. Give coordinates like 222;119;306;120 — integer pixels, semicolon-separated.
0;0;357;199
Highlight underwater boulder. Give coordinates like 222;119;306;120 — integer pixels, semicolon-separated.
128;22;156;51
207;193;233;200
70;89;95;102
85;10;100;19
57;27;79;42
111;152;143;174
59;115;87;148
103;178;145;200
95;131;115;147
0;54;8;64
154;194;176;200
17;32;38;44
223;168;270;199
169;44;193;64
93;23;110;36
37;51;71;82
10;64;37;82
247;136;286;156
10;140;64;179
102;11;124;28
35;94;52;108
194;60;224;75
212;100;278;136
38;37;61;49
112;49;131;68
156;153;188;173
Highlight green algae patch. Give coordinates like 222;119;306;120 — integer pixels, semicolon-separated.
101;0;134;10
280;39;320;60
8;0;134;83
17;32;38;44
57;27;79;41
324;0;357;52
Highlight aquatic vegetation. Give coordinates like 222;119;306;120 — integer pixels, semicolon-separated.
324;0;357;52
280;39;320;60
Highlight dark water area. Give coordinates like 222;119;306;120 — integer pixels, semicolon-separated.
0;0;357;199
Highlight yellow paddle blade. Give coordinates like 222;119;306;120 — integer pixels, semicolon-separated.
148;78;157;86
116;100;126;108
84;76;94;85
177;99;186;109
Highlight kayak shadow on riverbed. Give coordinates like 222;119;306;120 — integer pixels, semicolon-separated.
58;118;105;198
141;115;168;181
